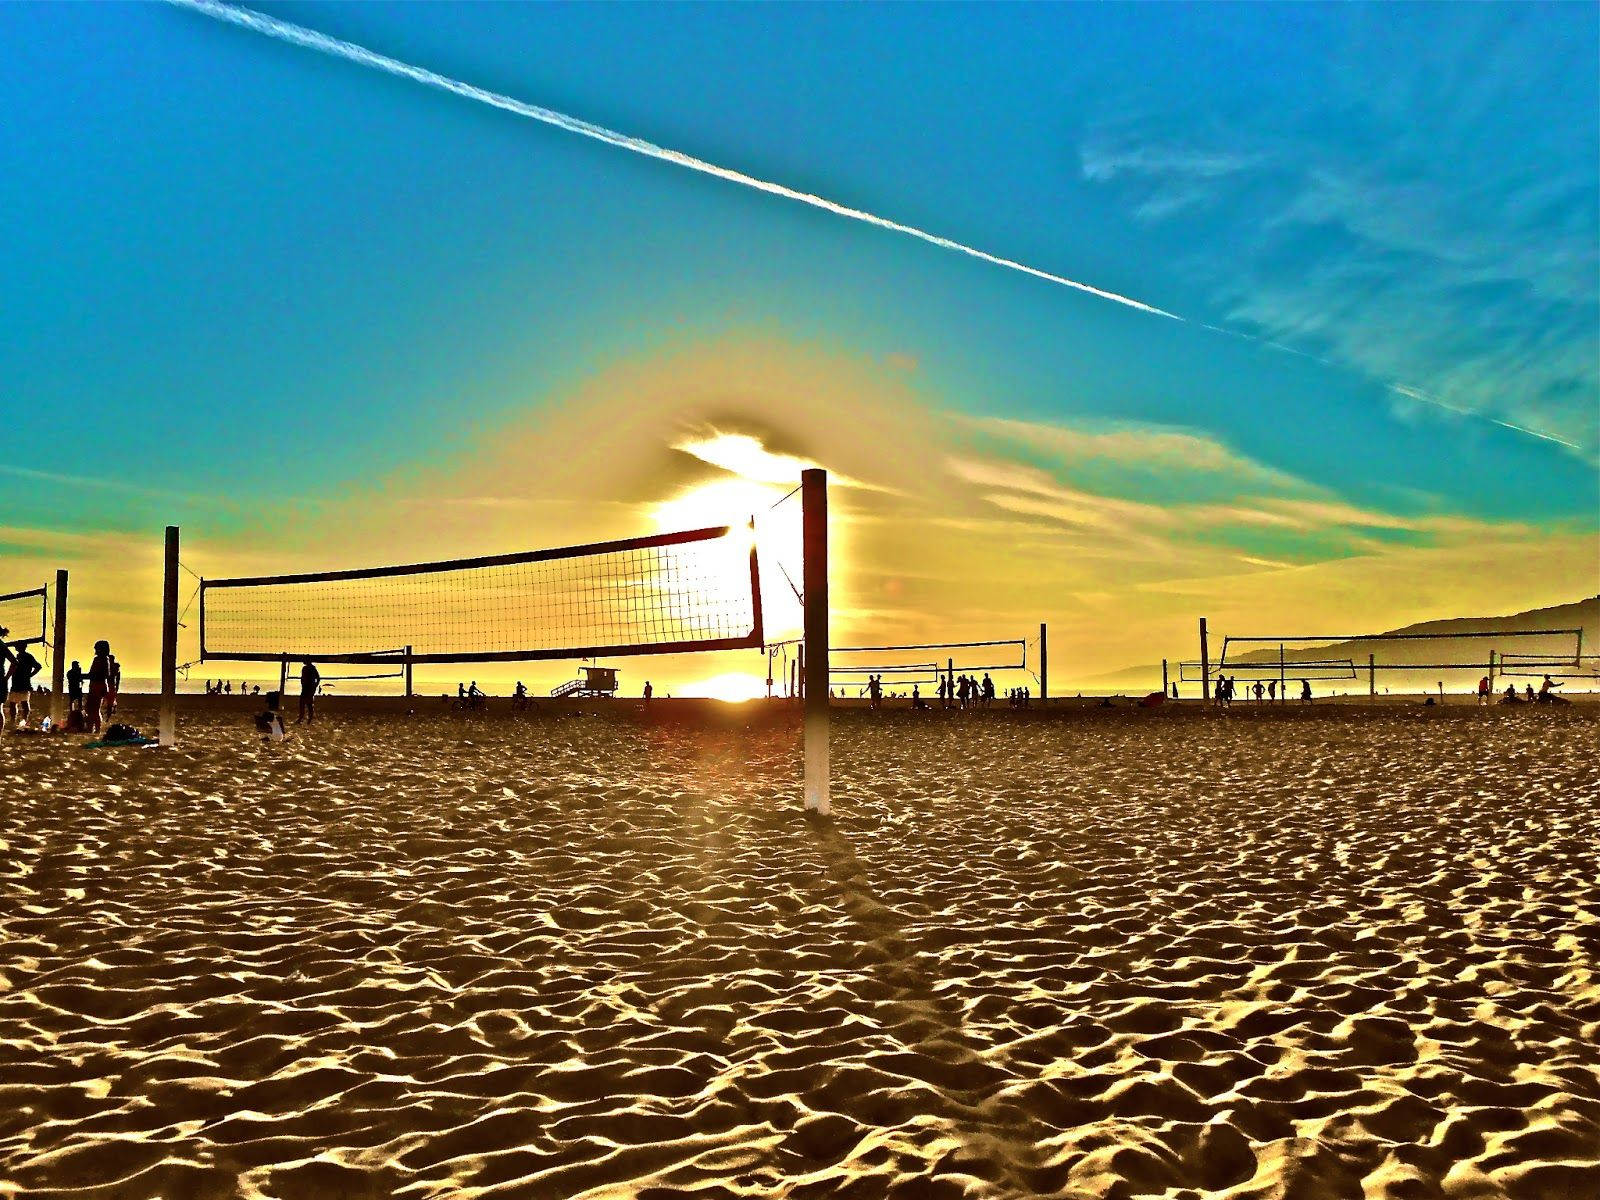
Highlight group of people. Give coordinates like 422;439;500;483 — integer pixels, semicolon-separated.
1214;676;1314;706
1487;674;1565;705
203;679;262;696
858;671;1034;712
252;659;321;740
0;630;120;734
940;672;996;709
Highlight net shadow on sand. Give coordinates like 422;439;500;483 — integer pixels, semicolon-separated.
800;811;1053;1194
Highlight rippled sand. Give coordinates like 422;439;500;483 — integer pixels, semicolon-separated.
2;700;1597;1199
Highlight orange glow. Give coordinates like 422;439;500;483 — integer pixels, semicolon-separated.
680;671;770;702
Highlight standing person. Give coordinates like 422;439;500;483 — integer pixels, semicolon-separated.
1300;679;1312;703
67;660;84;715
867;674;882;709
1267;679;1277;703
86;640;112;734
982;673;995;706
4;644;41;729
1477;676;1491;705
1253;680;1265;704
107;654;122;714
643;680;653;706
0;626;13;727
937;674;948;709
297;659;320;724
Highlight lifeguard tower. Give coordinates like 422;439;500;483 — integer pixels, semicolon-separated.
550;665;620;699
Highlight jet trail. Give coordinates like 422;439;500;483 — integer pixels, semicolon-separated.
166;0;1582;455
164;0;1179;320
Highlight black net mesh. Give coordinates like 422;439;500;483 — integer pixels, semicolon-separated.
0;588;47;647
200;527;761;663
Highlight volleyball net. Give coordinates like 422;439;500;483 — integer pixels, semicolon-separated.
196;524;763;665
1182;624;1587;691
1495;653;1600;681
0;586;48;648
829;638;1030;693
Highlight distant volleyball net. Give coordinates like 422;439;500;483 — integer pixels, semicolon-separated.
197;524;763;664
829;637;1036;694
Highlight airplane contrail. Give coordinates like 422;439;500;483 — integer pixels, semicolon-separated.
165;0;1583;455
164;0;1180;321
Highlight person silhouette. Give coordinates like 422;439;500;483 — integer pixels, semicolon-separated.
297;659;320;724
4;644;41;729
86;640;112;733
67;660;85;715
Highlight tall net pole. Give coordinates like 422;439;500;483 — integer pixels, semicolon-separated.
1199;617;1211;702
160;526;179;746
1039;622;1048;702
50;570;68;729
802;469;829;815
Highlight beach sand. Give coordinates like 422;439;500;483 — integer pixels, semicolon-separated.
2;700;1597;1198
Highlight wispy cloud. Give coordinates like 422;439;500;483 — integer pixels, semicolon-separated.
1080;8;1598;458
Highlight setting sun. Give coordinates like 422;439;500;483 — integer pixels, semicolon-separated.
679;671;769;702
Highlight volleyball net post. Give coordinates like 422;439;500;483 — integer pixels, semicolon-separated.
160;526;179;746
1039;622;1048;702
50;570;68;728
1199;617;1211;702
802;468;829;816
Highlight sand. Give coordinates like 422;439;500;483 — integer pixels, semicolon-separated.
1;699;1597;1199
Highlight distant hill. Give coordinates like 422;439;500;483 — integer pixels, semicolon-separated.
1087;596;1598;694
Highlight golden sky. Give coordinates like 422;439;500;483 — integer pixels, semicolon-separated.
17;334;1596;698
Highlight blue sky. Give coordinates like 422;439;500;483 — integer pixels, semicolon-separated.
2;2;1596;681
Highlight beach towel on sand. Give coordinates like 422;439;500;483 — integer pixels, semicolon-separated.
86;723;157;749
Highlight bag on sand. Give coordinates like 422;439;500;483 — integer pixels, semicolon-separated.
87;723;157;749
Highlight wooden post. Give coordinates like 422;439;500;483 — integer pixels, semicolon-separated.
278;654;289;699
404;645;414;698
1278;644;1286;704
801;469;829;814
1162;658;1169;697
947;657;954;706
796;643;804;702
1368;653;1376;698
1488;649;1495;692
1199;618;1210;703
1039;622;1048;702
160;526;179;746
50;569;68;728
